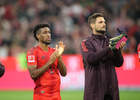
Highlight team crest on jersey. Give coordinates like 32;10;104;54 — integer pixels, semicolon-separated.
28;55;35;62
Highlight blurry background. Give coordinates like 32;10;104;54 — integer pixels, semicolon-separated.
0;0;140;100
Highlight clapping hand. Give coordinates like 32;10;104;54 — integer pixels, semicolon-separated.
49;41;65;64
55;41;65;57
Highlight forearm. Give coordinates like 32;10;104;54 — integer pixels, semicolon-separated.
58;56;67;77
29;60;52;80
113;50;124;67
87;47;111;65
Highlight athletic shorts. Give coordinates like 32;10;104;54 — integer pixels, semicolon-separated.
33;94;61;100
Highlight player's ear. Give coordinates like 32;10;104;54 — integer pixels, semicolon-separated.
36;34;40;40
90;23;95;29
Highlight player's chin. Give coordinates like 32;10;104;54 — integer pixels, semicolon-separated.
101;30;106;33
100;29;106;32
102;28;106;31
47;41;51;44
43;41;51;45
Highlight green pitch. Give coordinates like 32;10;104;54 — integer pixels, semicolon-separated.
0;90;140;100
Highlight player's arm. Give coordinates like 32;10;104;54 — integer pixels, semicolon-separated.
81;40;111;65
57;56;67;77
57;41;67;76
28;62;51;80
28;49;59;80
113;42;126;67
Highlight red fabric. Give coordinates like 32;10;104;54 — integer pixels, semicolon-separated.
33;93;61;100
26;45;60;97
4;5;15;20
127;25;138;37
81;39;88;52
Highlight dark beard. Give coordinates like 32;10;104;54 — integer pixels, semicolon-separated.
42;41;51;45
96;30;105;34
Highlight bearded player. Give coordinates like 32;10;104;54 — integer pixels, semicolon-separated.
26;23;67;100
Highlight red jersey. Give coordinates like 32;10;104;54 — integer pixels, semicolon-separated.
26;45;61;97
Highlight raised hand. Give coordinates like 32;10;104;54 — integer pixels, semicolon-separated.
49;45;59;64
58;41;65;56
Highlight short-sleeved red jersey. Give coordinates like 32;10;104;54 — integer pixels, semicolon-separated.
26;45;60;97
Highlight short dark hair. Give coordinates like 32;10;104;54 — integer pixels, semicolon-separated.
88;13;104;28
33;23;50;41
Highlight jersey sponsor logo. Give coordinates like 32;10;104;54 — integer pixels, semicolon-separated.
28;55;35;62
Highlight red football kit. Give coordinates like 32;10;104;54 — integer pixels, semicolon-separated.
26;45;61;100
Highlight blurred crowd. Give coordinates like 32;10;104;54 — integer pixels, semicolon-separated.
0;0;140;57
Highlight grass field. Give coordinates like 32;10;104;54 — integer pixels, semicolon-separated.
0;90;140;100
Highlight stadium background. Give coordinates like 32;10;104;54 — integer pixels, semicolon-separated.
0;0;140;100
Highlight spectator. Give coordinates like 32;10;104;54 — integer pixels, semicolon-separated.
0;0;139;56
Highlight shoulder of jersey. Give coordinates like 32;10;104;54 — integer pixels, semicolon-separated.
28;46;38;55
82;36;90;43
50;47;56;52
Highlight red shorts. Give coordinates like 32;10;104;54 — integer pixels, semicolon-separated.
33;94;61;100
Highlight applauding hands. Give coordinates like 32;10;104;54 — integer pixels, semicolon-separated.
49;41;65;64
56;41;65;57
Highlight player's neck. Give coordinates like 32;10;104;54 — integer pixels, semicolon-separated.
39;42;49;52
